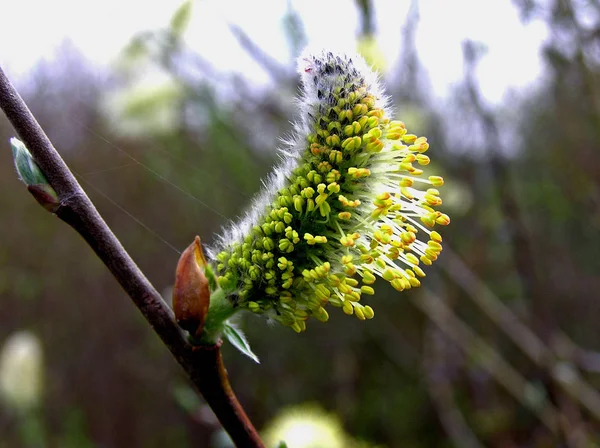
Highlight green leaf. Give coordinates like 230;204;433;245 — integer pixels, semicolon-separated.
170;1;193;37
223;323;259;363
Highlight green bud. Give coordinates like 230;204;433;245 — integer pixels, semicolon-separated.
11;138;59;213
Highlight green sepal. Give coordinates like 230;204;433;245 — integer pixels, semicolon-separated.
223;322;259;364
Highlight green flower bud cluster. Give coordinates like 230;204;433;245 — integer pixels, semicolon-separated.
212;51;449;332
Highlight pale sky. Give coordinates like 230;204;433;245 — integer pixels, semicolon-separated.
0;0;548;103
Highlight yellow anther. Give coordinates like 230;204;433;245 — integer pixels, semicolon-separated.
354;306;366;320
327;182;340;193
341;137;356;151
353;103;367;116
340;235;355;247
314;306;329;322
329;150;343;164
367;109;384;118
302;187;315;198
367;116;379;128
342;301;354;315
399;178;414;187
436;213;450;226
400;162;415;172
408;277;421;288
401;231;416;244
362;270;376;284
248;301;261;313
361;285;375;295
410;136;429;152
428;176;444;187
413;266;426;277
326;134;341;147
430;231;442;242
428;240;442;251
382;269;396;282
366;139;384;153
344;263;357;276
345;278;359;287
361;95;375;107
391;278;405;291
293;196;304;213
420;214;436;227
388;247;400;260
402;134;418;144
405;253;420;265
416;154;430;165
424;194;443;206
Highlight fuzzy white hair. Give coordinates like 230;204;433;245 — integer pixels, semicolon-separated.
207;49;389;260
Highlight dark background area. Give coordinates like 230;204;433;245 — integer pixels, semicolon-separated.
1;0;600;446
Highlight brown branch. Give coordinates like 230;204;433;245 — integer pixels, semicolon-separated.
0;65;264;448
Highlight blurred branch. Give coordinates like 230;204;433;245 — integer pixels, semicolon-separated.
442;246;600;424
413;289;561;434
423;326;484;448
393;0;427;104
559;0;600;126
442;248;550;366
355;0;375;36
229;24;292;85
462;40;552;340
0;66;264;448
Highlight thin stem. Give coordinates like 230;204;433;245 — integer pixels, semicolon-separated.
0;66;264;448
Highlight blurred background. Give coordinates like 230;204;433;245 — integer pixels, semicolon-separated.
0;0;599;446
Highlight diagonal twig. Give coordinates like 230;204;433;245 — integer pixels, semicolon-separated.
0;65;264;448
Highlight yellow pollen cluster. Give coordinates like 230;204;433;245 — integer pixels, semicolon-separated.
213;52;449;332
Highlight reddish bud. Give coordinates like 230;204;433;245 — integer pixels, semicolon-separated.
173;236;210;337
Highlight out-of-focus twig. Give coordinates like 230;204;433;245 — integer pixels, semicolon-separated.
355;0;375;36
0;65;264;448
462;40;553;340
442;248;550;365
441;246;600;424
229;24;292;85
412;289;561;434
423;326;484;448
